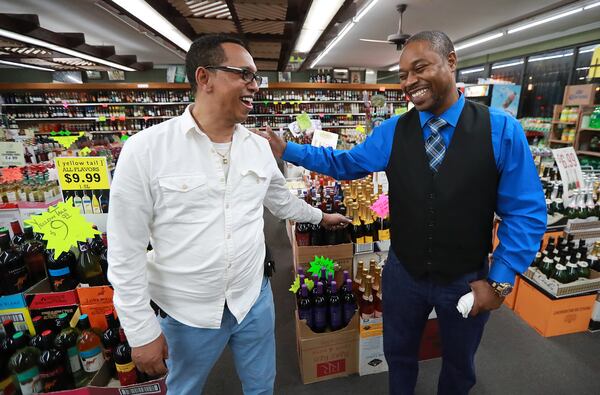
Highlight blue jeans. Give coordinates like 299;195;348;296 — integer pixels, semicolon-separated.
382;250;490;395
159;277;275;395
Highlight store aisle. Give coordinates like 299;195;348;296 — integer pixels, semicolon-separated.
202;212;600;395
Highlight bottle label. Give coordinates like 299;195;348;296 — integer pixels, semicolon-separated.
329;306;342;328
313;307;327;329
343;304;356;324
0;376;17;394
378;229;390;241
361;311;375;320
16;367;41;395
80;346;104;372
68;346;82;373
116;364;138;386
115;361;136;373
363;235;374;243
49;267;71;276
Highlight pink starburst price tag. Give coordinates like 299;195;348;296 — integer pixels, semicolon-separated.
370;194;389;218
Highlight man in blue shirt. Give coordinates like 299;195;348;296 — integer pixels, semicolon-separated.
259;31;546;394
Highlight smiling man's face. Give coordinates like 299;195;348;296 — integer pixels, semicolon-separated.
398;40;457;115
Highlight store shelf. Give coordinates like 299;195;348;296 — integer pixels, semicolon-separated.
579;128;600;132
577;150;600;157
322;125;361;128
13;116;173;121
248;113;366;117
1;102;191;107
552;121;577;125
549;139;573;145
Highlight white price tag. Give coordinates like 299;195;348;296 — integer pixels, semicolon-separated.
552;147;584;205
311;130;339;149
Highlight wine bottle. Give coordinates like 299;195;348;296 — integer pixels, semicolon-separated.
342;279;357;326
328;281;343;331
297;284;313;329
76;314;104;376
102;312;120;378
75;242;105;286
21;225;47;283
114;328;139;385
0;232;30;295
29;316;45;350
38;329;75;391
312;282;327;333
54;313;86;387
8;332;42;395
47;251;78;291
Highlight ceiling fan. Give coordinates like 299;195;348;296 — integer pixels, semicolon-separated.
359;4;410;50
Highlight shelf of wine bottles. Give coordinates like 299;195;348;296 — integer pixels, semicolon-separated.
531;234;597;284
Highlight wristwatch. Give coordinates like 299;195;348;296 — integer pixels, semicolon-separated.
486;279;513;297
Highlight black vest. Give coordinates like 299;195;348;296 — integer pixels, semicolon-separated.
385;100;498;283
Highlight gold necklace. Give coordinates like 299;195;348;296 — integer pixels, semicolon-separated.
214;146;232;164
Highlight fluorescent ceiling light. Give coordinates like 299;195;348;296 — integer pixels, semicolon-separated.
508;7;583;34
360;38;391;43
388;64;400;71
529;52;573;62
0;59;54;72
0;28;135;71
577;66;590;70
455;32;504;51
584;2;600;10
310;21;353;68
309;0;379;68
294;0;345;53
460;67;485;75
333;68;347;73
355;0;379;22
579;47;598;54
491;60;524;69
110;0;192;52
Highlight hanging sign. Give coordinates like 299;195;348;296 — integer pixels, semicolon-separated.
552;147;584;205
55;157;110;191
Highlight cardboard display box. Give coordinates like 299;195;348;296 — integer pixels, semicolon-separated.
503;276;520;310
25;280;80;330
523;267;600;298
77;286;114;331
295;310;359;384
563;84;598;105
358;317;387;376
0;289;34;334
514;277;597;337
291;228;354;285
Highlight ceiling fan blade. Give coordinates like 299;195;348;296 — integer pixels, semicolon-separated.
360;38;393;43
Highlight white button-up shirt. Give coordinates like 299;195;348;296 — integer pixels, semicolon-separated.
107;106;322;347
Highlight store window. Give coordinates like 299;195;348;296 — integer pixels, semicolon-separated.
573;43;600;84
490;58;524;84
457;65;488;84
520;48;574;118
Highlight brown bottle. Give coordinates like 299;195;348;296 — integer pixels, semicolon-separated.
360;279;375;320
76;314;104;378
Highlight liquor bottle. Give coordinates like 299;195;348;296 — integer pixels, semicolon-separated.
312;282;327;333
350;204;364;243
38;329;75;391
354;260;365;291
91;192;102;214
295;222;311;246
72;191;84;214
0;320;18;358
310;222;323;246
297;284;313;329
10;220;26;249
328;281;343;331
0;349;17;395
319;267;328;288
377;214;391;241
89;228;106;256
22;225;47;283
295;274;306;301
335;200;349;244
76;314;104;377
342;279;357;326
47;250;78;291
54;313;86;387
102;312;120;378
0;232;30;295
565;256;580;283
29;316;45;350
75;242;105;286
8;331;42;395
374;287;383;318
361;204;375;243
340;270;351;294
360;278;375;320
81;191;93;214
114;328;138;386
358;271;370;297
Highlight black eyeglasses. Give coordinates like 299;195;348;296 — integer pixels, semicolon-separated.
204;66;263;86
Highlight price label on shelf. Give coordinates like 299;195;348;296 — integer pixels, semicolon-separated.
552;147;584;205
55;157;111;191
0;142;25;167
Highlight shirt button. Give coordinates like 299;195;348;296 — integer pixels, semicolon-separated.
181;184;188;190
426;261;432;266
225;203;230;209
227;233;231;239
428;193;435;199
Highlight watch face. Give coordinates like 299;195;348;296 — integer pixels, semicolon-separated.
499;285;513;297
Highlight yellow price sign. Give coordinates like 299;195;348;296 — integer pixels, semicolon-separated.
25;199;101;259
55;157;111;191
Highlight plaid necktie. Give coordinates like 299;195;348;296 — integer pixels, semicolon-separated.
425;117;448;172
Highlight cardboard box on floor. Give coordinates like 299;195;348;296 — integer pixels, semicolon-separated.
514;277;597;337
295;310;359;384
40;363;167;394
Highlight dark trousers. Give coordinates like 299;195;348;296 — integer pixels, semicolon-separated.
382;249;490;395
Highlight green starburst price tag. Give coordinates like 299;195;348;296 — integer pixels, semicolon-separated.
307;256;335;276
289;275;315;294
49;131;85;149
24;198;101;259
296;112;312;131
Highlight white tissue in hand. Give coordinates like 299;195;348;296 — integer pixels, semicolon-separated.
456;292;475;318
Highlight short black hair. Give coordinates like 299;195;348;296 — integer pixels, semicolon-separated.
405;31;455;60
185;34;248;91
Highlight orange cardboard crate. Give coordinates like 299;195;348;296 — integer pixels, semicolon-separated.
514;278;596;337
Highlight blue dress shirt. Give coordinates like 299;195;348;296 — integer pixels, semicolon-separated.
283;93;547;285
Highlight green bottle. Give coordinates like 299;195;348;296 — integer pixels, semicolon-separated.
54;313;87;387
8;331;42;395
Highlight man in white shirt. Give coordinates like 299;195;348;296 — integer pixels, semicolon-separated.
107;34;349;394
